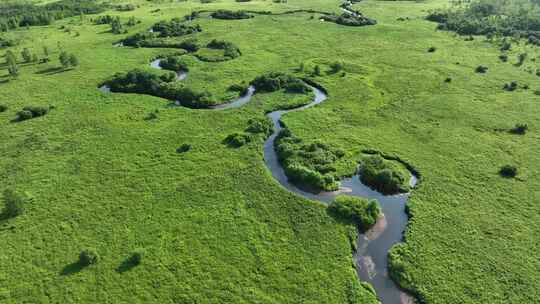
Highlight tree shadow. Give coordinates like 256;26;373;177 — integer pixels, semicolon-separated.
116;259;138;273
35;67;66;75
60;261;85;276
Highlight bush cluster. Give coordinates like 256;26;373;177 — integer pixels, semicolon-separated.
225;132;252;147
207;39;241;59
275;129;345;192
426;0;540;39
475;65;488;73
359;155;409;195
1;189;28;219
246;117;273;137
328;195;381;232
104;69;214;108
250;72;309;93
151;19;201;37
16;106;49;122
0;104;7;112
158;55;189;72
176;144;191;153
510;123;528;135
503;81;518;91
79;248;99;266
321;12;376;27
499;165;517;178
210;10;253;19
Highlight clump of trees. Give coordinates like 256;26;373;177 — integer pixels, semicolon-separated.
0;0;105;32
0;104;7;112
327;195;381;232
224;132;252;147
210;10;253;20
15;106;50;122
358;155;410;195
59;51;79;69
176;144;191;153
196;39;242;61
250;72;309;93
321;12;377;27
426;0;540;39
246;117;273;137
104;69;215;108
275;129;346;192
151;19;201;37
158;55;189;72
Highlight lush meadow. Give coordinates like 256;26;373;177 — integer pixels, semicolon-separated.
1;0;539;303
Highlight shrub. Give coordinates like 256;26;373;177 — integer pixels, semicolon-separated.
1;189;27;219
151;19;201;37
475;65;488;73
0;104;7;112
499;54;508;62
79;248;100;266
15;106;49;122
250;72;308;93
328;195;380;231
444;77;452;83
179;38;200;52
225;132;251;147
206;39;241;59
210;10;253;19
503;81;518;91
329;61;344;74
359;155;409;195
275;130;345;192
321;12;376;27
129;248;145;265
427;46;436;52
159;56;188;72
510;123;528;134
246;117;273;136
499;165;517;178
176;144;191;153
228;83;249;95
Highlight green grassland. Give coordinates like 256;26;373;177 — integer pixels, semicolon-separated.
1;0;540;303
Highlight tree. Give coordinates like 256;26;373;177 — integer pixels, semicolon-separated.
59;51;70;68
313;65;321;76
68;54;79;67
1;189;28;219
8;63;18;78
111;16;123;34
21;48;32;63
43;46;49;57
5;50;16;65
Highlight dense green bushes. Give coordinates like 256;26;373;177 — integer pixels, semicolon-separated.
211;10;253;20
225;132;252;147
79;249;99;266
151;19;201;37
499;165;517;178
176;144;191;153
0;0;105;32
275;129;346;192
246;117;273;137
510;123;528;135
159;56;189;72
195;39;241;61
103;69;215;108
1;189;29;219
427;0;540;38
0;104;7;112
327;195;381;232
15;106;49;122
358;155;410;195
250;72;309;93
321;12;376;27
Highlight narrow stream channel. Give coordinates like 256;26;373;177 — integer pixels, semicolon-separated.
263;86;417;304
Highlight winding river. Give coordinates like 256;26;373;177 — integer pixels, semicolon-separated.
100;61;416;303
263;86;417;304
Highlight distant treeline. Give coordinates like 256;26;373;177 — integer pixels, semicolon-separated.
0;0;105;32
428;0;540;41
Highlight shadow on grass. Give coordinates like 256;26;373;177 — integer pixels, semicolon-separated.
60;261;85;276
116;259;138;273
35;67;66;75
